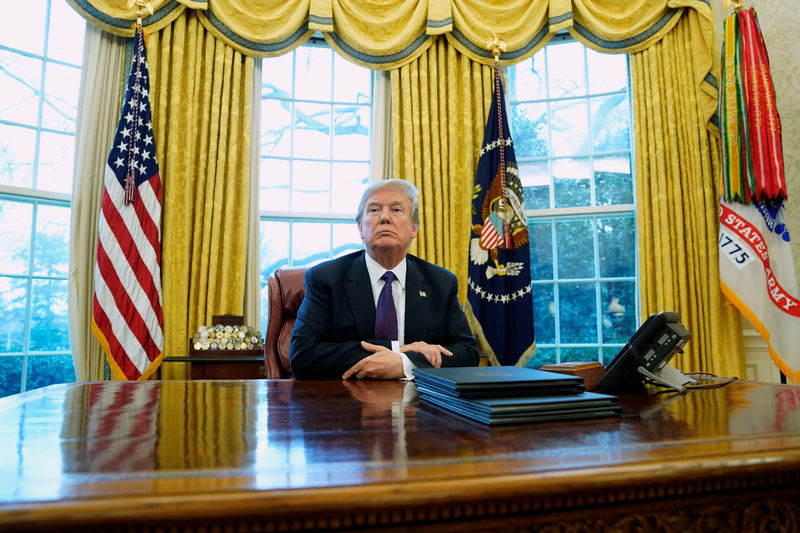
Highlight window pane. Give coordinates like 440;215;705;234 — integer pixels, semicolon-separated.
35;131;74;194
547;42;587;98
511;103;548;158
292;222;331;266
556;219;594;279
333;54;371;103
597;216;636;277
553;157;590;208
332;222;360;257
260;220;289;277
26;355;75;390
0;276;27;353
0;356;23;396
560;347;600;363
29;279;69;352
591;94;630;152
332;105;369;160
293;102;330;159
595;155;632;205
511;56;546;101
527;346;556;369
550;99;589;157
529;220;553;280
601;280;636;344
0;200;33;275
294;46;332;101
292;160;330;212
260;100;292;157
558;282;597;343
42;62;81;133
262;53;294;99
33;205;69;277
0;51;42;126
519;160;549;210
47;2;86;64
260;157;290;211
0;0;46;55
0;125;36;188
587;49;627;95
532;283;555;343
331;162;368;214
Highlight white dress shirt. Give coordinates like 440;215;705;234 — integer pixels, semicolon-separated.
364;253;416;379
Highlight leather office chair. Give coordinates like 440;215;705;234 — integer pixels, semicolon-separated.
264;267;307;378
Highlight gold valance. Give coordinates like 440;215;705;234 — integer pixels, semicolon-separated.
67;0;714;65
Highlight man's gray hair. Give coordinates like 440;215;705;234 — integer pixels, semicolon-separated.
355;179;420;227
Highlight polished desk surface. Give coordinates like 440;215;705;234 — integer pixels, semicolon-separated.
2;378;800;531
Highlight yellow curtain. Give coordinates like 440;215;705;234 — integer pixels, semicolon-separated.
392;36;492;303
146;11;254;379
631;13;745;378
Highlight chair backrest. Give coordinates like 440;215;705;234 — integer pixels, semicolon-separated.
264;267;307;378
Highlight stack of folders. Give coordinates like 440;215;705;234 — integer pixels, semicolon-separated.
413;366;621;425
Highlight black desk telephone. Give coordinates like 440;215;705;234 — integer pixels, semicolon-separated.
597;311;695;393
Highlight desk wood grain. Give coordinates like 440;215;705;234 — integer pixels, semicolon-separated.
1;379;800;532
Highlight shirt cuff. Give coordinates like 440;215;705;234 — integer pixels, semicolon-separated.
394;341;417;380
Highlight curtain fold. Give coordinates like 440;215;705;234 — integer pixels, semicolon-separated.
631;13;745;378
392;36;492;303
146;11;254;379
68;22;126;381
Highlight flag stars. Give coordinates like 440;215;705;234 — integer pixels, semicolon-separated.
121;127;131;138
124;111;134;123
141;150;150;161
117;141;128;152
114;157;124;168
143;135;153;146
468;278;530;304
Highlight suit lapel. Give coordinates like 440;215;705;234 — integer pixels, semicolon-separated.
404;257;431;342
344;252;376;339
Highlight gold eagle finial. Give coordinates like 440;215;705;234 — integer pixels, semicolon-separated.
487;33;507;63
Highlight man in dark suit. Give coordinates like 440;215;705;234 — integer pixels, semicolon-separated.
290;179;479;379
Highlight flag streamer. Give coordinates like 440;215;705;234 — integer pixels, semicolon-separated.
719;8;786;203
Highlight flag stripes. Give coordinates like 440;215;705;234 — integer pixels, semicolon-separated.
88;383;160;472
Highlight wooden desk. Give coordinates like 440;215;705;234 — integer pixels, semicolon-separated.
1;379;800;532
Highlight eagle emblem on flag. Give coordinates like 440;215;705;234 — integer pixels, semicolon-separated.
470;160;529;279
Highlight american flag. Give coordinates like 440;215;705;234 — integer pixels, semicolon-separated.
92;24;164;381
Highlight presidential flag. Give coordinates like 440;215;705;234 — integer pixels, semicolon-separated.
92;24;164;381
465;65;535;367
718;7;800;382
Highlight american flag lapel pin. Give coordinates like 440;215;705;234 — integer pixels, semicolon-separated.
419;290;427;299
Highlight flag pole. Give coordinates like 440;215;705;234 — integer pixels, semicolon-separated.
487;34;511;249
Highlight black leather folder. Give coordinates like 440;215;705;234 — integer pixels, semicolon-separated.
417;385;621;425
412;366;585;398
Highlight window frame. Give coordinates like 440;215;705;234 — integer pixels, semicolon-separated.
508;34;639;365
0;0;82;396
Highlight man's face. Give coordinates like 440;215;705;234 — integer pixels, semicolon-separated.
358;188;418;259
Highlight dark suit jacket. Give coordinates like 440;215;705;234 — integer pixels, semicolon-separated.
290;251;479;379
